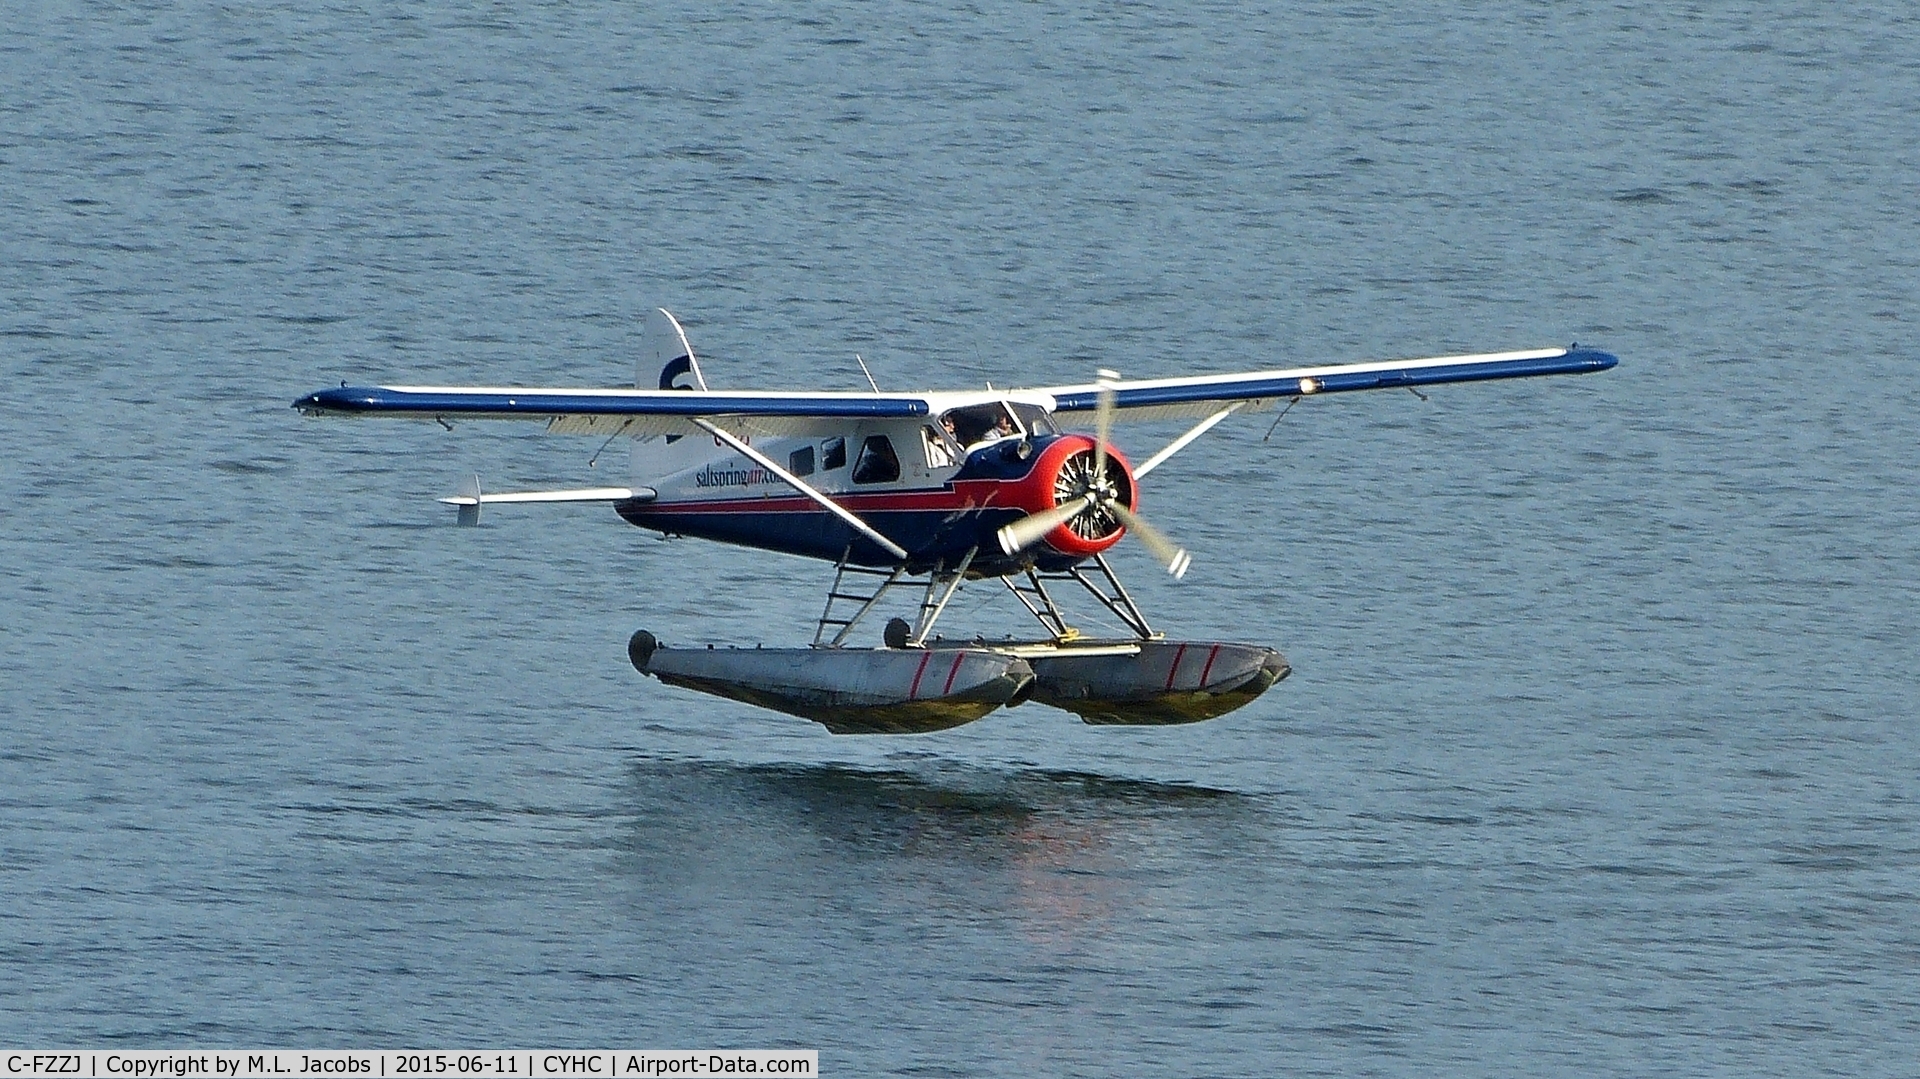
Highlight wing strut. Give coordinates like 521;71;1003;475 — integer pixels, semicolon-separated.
1134;403;1243;480
692;419;910;562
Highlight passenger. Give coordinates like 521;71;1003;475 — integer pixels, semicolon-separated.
924;424;954;468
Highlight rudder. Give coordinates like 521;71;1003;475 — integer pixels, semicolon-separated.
631;307;715;481
641;308;707;392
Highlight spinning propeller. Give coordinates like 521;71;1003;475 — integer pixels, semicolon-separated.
996;370;1195;578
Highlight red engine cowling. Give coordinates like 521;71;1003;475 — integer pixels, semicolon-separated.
998;435;1138;557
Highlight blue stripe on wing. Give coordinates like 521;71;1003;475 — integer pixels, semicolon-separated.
1046;347;1617;412
293;387;931;419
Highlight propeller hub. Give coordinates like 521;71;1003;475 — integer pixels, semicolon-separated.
998;434;1136;557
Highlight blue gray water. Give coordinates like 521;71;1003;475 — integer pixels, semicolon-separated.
4;1;1918;1074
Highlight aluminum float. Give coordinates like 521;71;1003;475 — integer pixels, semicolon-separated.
628;630;1288;733
1020;639;1291;725
628;631;1035;735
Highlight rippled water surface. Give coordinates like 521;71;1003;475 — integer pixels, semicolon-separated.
4;2;1918;1074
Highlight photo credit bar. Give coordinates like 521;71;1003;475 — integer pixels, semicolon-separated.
0;1054;818;1079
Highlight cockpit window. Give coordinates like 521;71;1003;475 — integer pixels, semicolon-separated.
939;403;1022;446
1010;403;1055;435
851;435;900;484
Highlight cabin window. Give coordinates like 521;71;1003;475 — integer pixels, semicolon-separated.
922;424;957;468
822;436;847;470
788;445;815;477
851;435;900;484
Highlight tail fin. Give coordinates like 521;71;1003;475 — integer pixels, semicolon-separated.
642;308;707;392
631;308;715;481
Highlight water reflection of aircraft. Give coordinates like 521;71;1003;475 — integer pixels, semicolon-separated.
295;309;1615;734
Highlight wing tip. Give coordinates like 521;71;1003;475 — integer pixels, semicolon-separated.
293;386;379;414
1566;345;1620;371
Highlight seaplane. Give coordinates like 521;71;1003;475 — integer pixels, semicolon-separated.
295;309;1616;734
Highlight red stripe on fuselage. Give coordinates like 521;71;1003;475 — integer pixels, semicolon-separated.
638;478;1011;516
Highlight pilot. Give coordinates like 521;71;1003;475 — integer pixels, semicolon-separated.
941;415;959;440
993;413;1015;438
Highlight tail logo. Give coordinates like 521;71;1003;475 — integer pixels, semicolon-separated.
660;354;697;441
659;354;699;391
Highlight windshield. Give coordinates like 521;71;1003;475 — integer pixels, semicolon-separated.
939;403;1021;446
1010;403;1055;435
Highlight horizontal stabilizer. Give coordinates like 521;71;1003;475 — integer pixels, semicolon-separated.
437;486;648;506
438;475;651;526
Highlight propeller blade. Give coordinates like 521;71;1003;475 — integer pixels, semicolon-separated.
995;495;1097;556
1109;502;1191;579
1093;368;1118;480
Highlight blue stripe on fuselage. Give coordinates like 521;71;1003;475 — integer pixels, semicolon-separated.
618;436;1071;573
616;499;1060;575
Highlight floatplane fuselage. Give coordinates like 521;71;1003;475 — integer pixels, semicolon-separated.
296;309;1616;733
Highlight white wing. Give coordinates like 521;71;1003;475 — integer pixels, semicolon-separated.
293;385;936;439
1030;346;1617;421
294;346;1616;432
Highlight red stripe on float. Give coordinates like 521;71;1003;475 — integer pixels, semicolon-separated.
1198;644;1221;688
942;652;965;695
908;650;933;699
1165;642;1189;692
